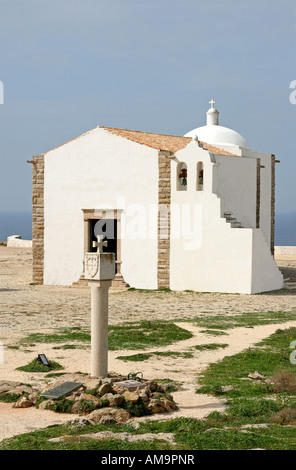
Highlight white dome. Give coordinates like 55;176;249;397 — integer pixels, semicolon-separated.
184;124;251;149
184;99;251;150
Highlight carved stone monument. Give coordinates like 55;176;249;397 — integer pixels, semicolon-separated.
84;235;115;377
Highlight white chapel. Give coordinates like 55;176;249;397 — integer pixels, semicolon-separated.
30;100;283;294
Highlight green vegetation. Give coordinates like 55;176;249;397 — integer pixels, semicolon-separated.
5;312;296;449
153;378;181;393
127;288;171;293
3;326;296;449
49;397;75;414
120;397;148;417
192;311;296;331
16;359;64;373
197;327;296;399
200;329;229;336
2;413;296;450
21;327;91;345
0;393;21;403
20;321;192;351
116;350;194;362
108;320;192;350
193;343;228;351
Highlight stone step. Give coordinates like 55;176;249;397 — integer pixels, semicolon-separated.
231;222;242;228
72;276;129;291
284;281;296;289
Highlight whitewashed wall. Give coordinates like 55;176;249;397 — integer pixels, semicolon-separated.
44;128;159;288
170;142;283;294
215;154;257;228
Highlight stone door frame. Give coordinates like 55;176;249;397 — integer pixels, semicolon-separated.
82;209;124;281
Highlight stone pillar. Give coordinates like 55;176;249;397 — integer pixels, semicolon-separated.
84;237;115;378
89;280;112;377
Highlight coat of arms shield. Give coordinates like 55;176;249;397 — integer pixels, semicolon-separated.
85;253;99;279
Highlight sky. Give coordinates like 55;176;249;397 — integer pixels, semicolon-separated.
0;0;295;214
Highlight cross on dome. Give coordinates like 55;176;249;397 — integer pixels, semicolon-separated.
93;235;108;253
209;99;215;108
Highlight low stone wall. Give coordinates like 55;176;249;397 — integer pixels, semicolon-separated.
275;246;296;255
7;235;32;248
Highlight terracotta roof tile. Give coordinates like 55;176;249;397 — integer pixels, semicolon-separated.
101;126;238;156
45;125;239;157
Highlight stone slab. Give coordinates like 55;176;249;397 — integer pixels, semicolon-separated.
113;380;146;391
41;381;83;400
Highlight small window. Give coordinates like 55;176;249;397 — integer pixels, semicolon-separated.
177;162;187;191
197;162;204;191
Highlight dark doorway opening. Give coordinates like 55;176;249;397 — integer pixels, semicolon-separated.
89;219;117;272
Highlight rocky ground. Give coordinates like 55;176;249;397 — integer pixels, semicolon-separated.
0;246;296;441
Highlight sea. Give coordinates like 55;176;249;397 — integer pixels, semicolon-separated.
0;211;295;246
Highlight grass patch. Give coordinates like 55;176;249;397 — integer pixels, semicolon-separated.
197;327;296;400
48;398;75;414
200;329;229;336
0;394;21;403
192;310;296;331
116;350;194;362
193;343;228;351
153;378;181;393
52;344;86;350
45;372;67;378
2;415;296;450
108;320;192;350
16;359;64;373
120;397;148;417
21;321;192;351
21;327;91;345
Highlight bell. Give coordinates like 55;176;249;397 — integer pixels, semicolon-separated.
181;177;187;186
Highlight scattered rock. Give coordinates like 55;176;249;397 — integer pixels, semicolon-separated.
28;391;40;405
67;417;92;427
0;376;178;420
138;392;149;403
123;391;139;403
101;393;123;407
71;401;85;415
13;396;34;408
83;378;102;390
38;399;56;411
79;393;101;405
248;371;265;381
221;385;234;392
97;383;113;397
146;399;167;414
88;407;131;424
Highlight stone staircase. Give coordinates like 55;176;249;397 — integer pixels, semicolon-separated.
283;278;296;291
72;273;129;291
224;211;242;228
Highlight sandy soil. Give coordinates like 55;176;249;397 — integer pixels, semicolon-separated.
0;246;296;442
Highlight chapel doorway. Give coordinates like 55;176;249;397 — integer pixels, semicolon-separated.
80;209;127;289
89;218;118;273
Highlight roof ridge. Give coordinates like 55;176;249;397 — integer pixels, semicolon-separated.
100;125;191;140
44;124;239;157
